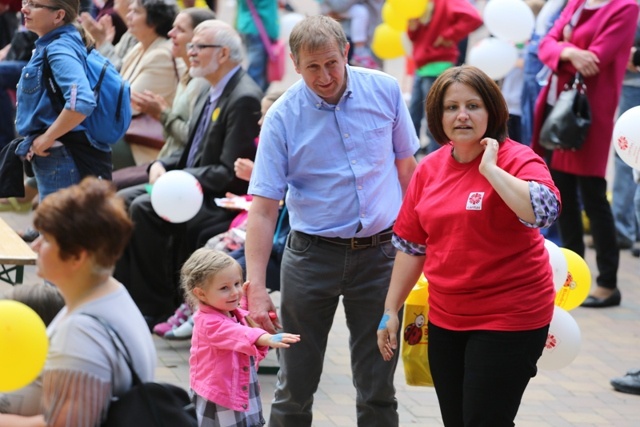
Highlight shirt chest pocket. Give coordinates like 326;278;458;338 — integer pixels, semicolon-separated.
362;125;392;166
20;66;41;95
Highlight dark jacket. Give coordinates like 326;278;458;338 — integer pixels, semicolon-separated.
0;138;26;198
158;68;262;198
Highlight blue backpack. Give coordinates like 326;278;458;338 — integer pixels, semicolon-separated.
42;44;132;145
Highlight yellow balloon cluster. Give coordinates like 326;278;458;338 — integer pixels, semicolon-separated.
0;300;49;392
373;0;429;60
554;248;591;311
388;0;429;19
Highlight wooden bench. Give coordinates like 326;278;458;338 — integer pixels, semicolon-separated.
0;217;37;285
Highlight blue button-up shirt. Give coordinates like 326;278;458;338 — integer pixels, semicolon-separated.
249;65;419;238
15;25;98;154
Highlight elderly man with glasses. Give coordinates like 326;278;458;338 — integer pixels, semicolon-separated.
114;19;263;329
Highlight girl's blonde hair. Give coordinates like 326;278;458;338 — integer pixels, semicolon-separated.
180;248;243;309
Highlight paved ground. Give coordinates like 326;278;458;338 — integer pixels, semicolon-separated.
1;206;639;426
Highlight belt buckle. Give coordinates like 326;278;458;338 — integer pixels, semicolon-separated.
351;235;377;249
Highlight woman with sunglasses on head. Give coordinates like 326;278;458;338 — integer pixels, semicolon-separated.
12;0;116;245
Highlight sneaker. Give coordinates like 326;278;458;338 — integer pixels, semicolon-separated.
152;303;192;337
610;369;640;395
164;315;193;340
19;227;40;243
351;53;379;70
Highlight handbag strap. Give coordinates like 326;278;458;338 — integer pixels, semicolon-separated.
81;313;144;386
569;72;586;93
245;0;275;60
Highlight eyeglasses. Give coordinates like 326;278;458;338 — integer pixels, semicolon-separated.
186;43;223;53
22;0;60;10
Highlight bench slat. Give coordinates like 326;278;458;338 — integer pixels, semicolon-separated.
0;217;37;266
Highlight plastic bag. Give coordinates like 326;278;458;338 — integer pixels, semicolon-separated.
401;275;433;386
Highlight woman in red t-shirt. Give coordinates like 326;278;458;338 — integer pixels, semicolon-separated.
377;65;561;426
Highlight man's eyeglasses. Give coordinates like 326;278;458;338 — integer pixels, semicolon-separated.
186;43;223;53
22;0;60;10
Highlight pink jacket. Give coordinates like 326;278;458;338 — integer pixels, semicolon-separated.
189;305;269;411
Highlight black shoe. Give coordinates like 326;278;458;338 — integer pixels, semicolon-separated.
19;227;40;243
581;288;621;308
611;369;640;395
617;234;634;250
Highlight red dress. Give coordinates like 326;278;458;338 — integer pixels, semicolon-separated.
531;0;639;178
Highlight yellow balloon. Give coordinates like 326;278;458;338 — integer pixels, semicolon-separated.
554;248;591;311
382;2;408;32
388;0;429;19
0;300;49;392
371;23;405;60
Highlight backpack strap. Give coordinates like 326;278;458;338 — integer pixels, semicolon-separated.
41;44;66;114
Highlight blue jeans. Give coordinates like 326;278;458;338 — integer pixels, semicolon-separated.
0;60;26;150
242;32;269;93
270;231;400;427
31;145;81;200
612;84;640;244
520;33;544;147
408;74;438;154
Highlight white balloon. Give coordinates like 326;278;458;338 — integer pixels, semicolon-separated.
467;37;518;80
537;306;581;371
151;170;204;223
544;239;568;291
483;0;535;44
613;106;640;170
279;12;305;41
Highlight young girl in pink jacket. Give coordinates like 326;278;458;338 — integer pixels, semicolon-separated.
181;248;300;427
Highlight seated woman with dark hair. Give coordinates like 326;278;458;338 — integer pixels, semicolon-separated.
0;177;156;427
112;0;187;169
120;0;185;113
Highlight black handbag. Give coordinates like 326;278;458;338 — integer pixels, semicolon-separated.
539;72;591;151
82;314;197;427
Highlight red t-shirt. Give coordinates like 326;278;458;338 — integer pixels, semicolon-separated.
394;139;558;331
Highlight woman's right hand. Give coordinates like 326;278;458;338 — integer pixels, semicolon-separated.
80;12;108;47
377;310;400;362
562;47;600;77
131;90;167;121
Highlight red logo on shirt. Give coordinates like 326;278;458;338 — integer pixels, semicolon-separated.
466;192;484;210
618;136;629;151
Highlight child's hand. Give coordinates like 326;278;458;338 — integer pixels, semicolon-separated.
257;333;301;348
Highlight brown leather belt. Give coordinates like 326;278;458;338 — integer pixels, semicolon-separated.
301;227;394;249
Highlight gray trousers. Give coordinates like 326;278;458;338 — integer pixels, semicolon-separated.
268;231;400;427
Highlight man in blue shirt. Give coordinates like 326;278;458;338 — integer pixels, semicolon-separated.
244;15;418;427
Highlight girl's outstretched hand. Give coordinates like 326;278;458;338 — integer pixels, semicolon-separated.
257;333;301;349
